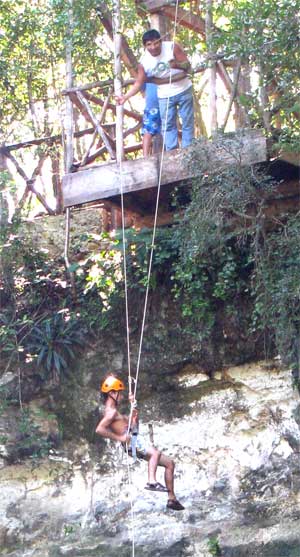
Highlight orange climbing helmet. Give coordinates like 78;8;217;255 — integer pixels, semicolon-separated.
101;375;125;393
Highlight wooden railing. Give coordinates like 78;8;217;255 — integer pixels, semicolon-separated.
62;79;143;169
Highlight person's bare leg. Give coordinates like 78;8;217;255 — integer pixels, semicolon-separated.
143;133;153;157
157;453;176;498
158;452;184;510
146;446;161;484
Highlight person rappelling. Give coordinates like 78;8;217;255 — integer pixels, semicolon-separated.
96;374;185;511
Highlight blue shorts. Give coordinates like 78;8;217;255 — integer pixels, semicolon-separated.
141;108;161;136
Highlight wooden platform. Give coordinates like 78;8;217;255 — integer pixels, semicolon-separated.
62;130;267;210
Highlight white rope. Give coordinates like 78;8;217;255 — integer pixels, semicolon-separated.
116;5;181;556
118;138;137;557
125;442;136;556
133;1;181;402
119;160;132;395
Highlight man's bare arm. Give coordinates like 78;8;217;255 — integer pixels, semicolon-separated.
169;43;191;72
115;64;146;105
148;70;188;85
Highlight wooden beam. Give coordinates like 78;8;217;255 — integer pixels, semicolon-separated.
158;6;206;36
81;88;113;166
82;91;142;121
1;127;97;153
80;142;142;166
62;78;134;95
62;130;267;207
75;92;116;158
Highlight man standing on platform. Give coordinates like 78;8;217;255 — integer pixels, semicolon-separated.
116;29;194;151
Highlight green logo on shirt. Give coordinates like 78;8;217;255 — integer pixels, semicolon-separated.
152;61;170;77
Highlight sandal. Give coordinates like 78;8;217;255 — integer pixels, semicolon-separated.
166;499;185;511
144;482;168;492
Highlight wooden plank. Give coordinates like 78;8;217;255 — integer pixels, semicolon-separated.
62;130;267;208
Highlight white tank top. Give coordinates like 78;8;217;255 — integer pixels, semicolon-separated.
140;41;192;99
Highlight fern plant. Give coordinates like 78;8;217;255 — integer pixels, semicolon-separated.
28;313;84;384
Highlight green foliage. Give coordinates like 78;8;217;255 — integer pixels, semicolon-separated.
0;312;33;361
74;155;300;377
1;0;299;220
213;0;300;146
28;312;84;383
0;223;81;379
207;536;222;556
171;141;300;375
63;523;76;536
252;215;300;376
75;228;179;333
0;387;54;459
15;408;53;459
114;227;178;289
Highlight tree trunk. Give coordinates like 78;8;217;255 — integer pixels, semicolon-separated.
0;152;15;311
258;62;271;132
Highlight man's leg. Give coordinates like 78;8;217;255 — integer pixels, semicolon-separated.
142;132;153;157
158;453;184;510
157;452;175;499
143;446;162;484
178;86;194;148
159;96;178;151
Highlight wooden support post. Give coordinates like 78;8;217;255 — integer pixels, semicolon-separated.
64;0;77;301
206;0;217;135
235;62;251;129
64;7;74;174
112;0;124;163
221;59;241;132
150;12;172;40
258;62;271;133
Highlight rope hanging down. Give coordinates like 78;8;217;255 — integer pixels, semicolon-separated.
112;2;136;554
119;0;182;432
113;3;180;555
133;0;181;404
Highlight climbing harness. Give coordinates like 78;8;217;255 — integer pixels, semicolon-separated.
130;428;138;462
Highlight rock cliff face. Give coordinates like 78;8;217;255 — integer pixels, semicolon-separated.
1;361;300;557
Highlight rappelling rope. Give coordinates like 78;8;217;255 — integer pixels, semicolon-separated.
133;0;181;404
119;161;132;396
117;4;181;555
118;147;138;557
